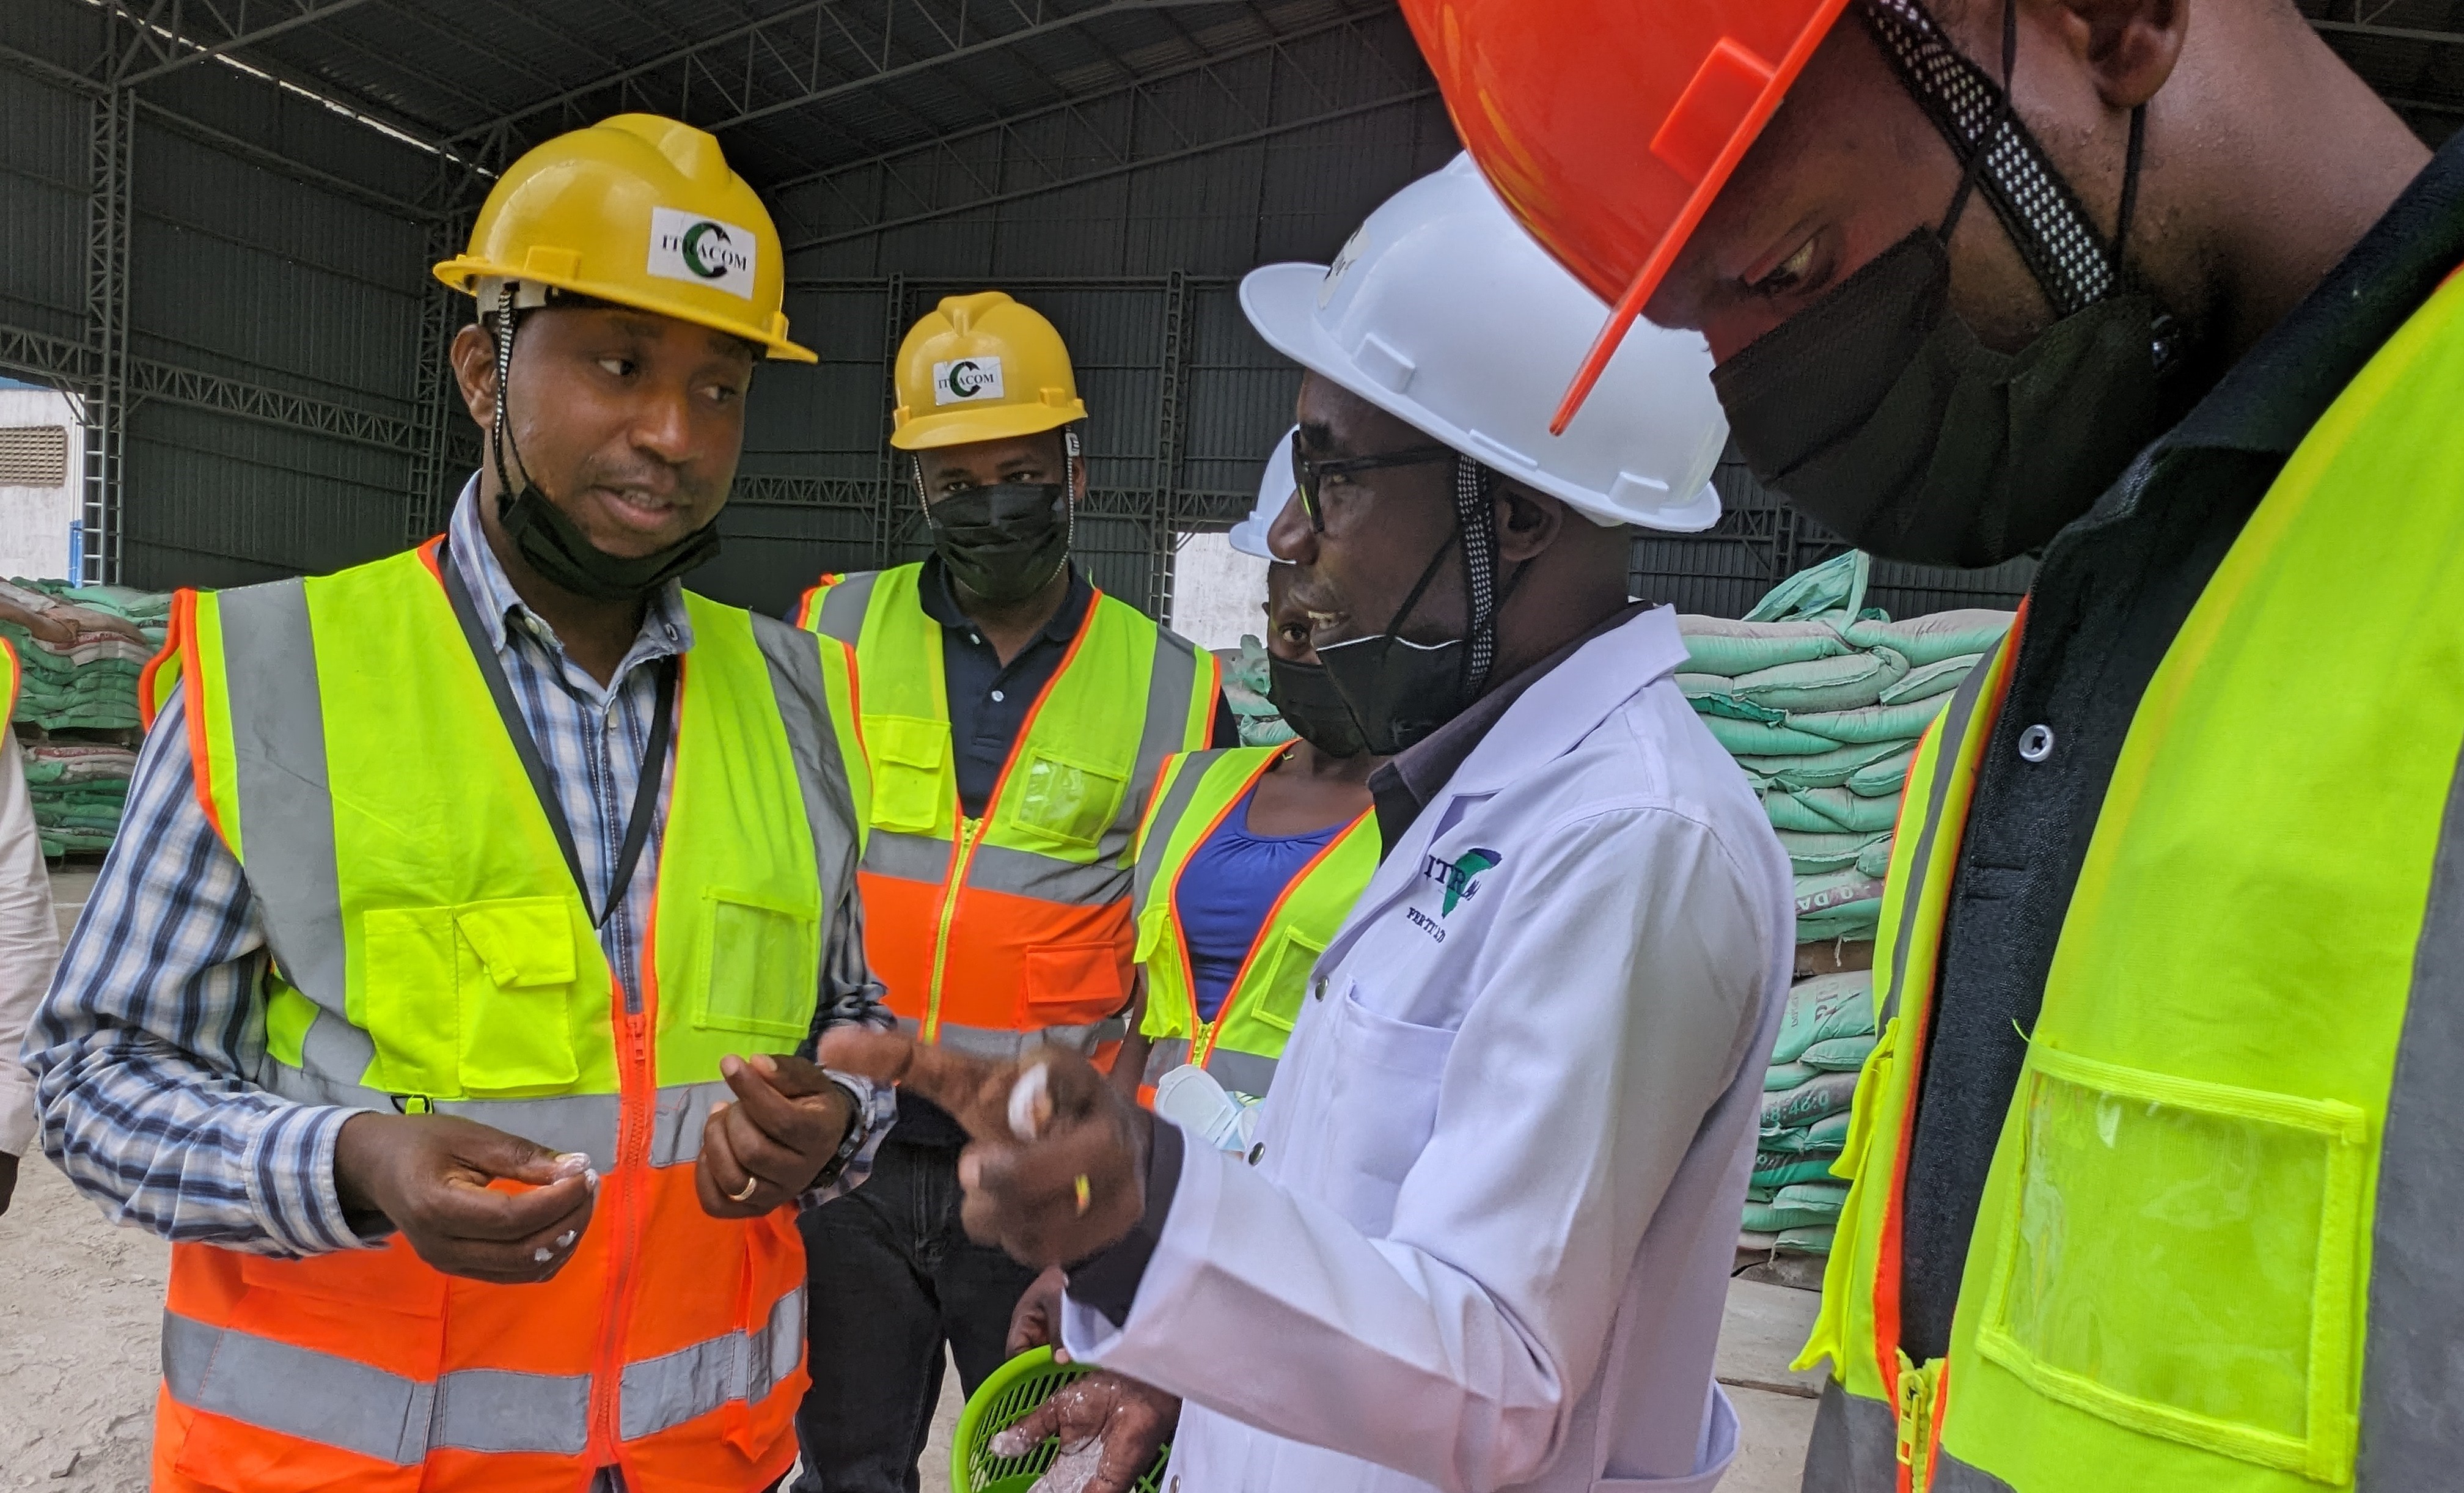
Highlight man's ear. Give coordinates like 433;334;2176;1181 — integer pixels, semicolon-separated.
449;323;498;433
1495;482;1566;563
2044;0;2185;111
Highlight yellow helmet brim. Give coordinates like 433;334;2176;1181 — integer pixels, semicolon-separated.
433;254;818;363
889;396;1087;450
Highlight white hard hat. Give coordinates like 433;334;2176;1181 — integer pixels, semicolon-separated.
1227;426;1297;559
1239;153;1726;532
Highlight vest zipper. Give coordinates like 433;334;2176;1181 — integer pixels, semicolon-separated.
925;816;983;1043
589;1001;656;1467
1894;1351;1943;1493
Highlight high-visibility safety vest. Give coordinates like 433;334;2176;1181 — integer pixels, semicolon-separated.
1797;266;2464;1491
2;636;17;721
797;563;1217;1058
149;540;864;1493
1129;746;1378;1098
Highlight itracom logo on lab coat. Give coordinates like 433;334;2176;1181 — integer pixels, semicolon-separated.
1423;848;1501;915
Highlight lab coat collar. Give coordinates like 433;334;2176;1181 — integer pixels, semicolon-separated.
1443;604;1689;795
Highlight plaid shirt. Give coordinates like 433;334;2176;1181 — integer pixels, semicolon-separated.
28;480;893;1256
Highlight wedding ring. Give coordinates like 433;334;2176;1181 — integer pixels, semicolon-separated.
730;1175;760;1203
1073;1173;1092;1216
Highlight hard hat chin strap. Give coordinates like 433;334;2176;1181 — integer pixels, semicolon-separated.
1452;453;1527;699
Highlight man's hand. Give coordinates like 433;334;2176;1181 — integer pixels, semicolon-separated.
988;1371;1179;1493
332;1112;596;1284
1008;1264;1072;1360
818;1030;1150;1268
0;1151;18;1218
695;1053;855;1219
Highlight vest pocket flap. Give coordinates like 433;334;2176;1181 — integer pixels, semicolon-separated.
697;890;821;1042
864;714;947;832
1010;750;1129;849
1248;928;1328;1035
1976;1044;2366;1481
454;898;578;988
866;714;947;769
1021;939;1127;1028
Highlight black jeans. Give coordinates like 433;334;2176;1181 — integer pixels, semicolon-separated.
792;1137;1042;1493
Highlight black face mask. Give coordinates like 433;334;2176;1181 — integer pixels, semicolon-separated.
1711;0;2193;568
928;482;1071;605
1264;653;1371;759
485;286;721;604
1316;485;1529;758
497;486;721;604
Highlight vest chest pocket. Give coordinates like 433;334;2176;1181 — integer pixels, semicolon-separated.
1976;1044;2366;1483
1243;926;1326;1040
864;714;948;834
1010;749;1129;849
696;890;821;1043
361;897;582;1099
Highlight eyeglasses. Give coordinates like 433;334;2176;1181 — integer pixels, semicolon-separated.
1290;442;1457;531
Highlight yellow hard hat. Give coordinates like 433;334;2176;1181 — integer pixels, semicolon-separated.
433;113;814;362
890;292;1086;450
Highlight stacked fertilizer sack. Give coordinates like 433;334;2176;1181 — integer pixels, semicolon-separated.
1218;637;1296;748
1;578;169;856
1678;554;2012;1266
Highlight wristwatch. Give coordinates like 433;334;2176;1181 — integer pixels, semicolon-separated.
809;1071;876;1192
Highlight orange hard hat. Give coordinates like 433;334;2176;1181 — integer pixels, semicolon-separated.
1401;0;1854;431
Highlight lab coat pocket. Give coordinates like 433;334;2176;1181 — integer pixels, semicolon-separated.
1590;1385;1739;1492
1322;981;1456;1214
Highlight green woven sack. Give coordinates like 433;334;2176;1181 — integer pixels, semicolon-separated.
1801;1033;1878;1072
1764;787;1900;835
1774;1224;1838;1255
1759;1110;1855;1155
1728;647;1910;714
1676;618;1852;678
1856;835;1895;878
1764;1060;1820;1091
1846;745;1916;798
1740;739;1910;792
1799;901;1883;943
1772;971;1876;1063
1762;1069;1860;1133
1773;1180;1850;1216
1753;1152;1844;1190
1839;609;2013;667
1772;829;1888;877
1704;715;1842;757
1742;1200;1835;1233
1879;652;1984;706
1785;697;1954;745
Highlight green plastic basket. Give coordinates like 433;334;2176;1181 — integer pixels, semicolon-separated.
950;1348;1172;1493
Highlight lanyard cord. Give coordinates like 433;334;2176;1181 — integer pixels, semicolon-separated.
438;535;676;930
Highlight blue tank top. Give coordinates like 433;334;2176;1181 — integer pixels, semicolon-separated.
1170;783;1341;1023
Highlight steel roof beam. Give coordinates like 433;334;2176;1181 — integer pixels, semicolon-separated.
449;0;1262;151
2311;17;2464;47
103;0;384;87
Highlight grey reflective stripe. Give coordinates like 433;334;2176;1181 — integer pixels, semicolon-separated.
1107;625;1204;859
216;578;349;1017
917;1018;1127;1060
1142;1038;1192;1086
812;569;878;645
1877;653;1999;1025
1931;1451;2018;1493
621;1286;805;1440
750;611;864;923
864;829;953;885
1131;749;1227;915
163;1311;590;1461
1203;1046;1277;1098
2356;740;2464;1487
967;840;1129;903
647;1079;733;1168
1802;1379;1901;1493
261;1049;625;1164
864;828;1126;904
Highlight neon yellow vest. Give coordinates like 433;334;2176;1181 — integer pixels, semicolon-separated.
798;563;1217;1055
181;542;858;1145
1799;262;2464;1492
1129;746;1377;1097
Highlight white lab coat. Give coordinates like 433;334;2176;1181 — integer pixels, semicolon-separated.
1063;606;1795;1493
1;731;63;1157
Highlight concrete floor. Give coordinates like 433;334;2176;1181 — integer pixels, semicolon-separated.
6;862;1817;1491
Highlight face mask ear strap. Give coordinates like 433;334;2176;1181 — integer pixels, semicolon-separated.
490;281;532;508
1453;455;1503;695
